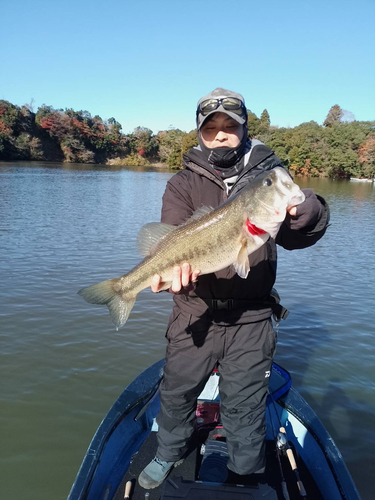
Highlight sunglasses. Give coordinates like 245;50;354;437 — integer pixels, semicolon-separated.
197;97;245;116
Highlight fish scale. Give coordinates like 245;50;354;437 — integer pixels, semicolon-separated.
78;167;305;328
121;202;246;293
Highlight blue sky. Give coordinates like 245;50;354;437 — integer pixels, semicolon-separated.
1;0;374;134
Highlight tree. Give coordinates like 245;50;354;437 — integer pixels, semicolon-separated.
323;105;343;127
61;137;95;163
357;134;375;178
247;110;260;138
1;98;374;174
0;100;21;132
129;126;159;158
108;117;121;129
258;109;271;135
156;128;184;167
181;129;198;156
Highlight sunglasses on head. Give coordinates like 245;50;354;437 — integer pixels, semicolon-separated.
197;97;245;116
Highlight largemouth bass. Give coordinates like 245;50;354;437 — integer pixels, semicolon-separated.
78;167;305;329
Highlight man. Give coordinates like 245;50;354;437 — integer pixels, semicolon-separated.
138;88;329;489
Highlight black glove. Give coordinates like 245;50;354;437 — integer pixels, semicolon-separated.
285;189;322;231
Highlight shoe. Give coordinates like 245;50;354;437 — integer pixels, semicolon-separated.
138;456;183;489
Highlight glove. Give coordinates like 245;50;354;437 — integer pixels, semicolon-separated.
285;189;322;231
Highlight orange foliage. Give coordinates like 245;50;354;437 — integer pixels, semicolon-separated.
0;121;10;134
358;136;375;164
40;116;55;130
299;159;311;176
72;118;92;137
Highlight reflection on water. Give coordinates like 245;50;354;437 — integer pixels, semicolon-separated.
0;163;374;499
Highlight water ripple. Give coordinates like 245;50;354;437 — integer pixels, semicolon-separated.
1;164;374;499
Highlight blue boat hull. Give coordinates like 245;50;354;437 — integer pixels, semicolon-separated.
68;360;360;500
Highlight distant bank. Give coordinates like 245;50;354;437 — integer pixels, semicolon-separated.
1;100;374;178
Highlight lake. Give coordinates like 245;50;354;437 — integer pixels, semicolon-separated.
1;162;374;500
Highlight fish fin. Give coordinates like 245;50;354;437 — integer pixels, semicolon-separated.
137;207;214;257
183;206;214;223
233;244;250;279
78;278;137;329
108;295;136;330
137;222;176;257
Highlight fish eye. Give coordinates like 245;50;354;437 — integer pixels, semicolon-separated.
263;178;272;186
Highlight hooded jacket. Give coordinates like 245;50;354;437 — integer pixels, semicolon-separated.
161;141;330;324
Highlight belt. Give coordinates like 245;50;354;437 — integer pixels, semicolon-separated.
202;298;289;321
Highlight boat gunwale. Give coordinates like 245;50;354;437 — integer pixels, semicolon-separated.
278;387;361;500
67;359;166;499
68;359;361;500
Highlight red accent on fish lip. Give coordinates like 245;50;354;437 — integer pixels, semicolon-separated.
246;218;267;236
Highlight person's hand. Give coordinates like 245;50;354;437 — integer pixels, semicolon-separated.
285;189;322;230
151;263;200;293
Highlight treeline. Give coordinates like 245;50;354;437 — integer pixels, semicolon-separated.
0;100;374;178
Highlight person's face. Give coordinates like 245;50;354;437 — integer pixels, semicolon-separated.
200;112;244;149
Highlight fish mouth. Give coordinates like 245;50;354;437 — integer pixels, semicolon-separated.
253;187;305;214
287;190;305;209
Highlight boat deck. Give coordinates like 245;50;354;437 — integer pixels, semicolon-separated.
114;430;324;500
67;361;361;500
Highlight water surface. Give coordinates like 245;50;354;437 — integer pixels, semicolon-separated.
1;162;374;499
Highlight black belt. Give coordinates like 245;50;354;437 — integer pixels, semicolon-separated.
202;298;289;321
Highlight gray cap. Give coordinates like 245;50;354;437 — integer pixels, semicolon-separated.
196;87;247;130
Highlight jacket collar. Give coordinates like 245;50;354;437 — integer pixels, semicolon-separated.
183;139;268;188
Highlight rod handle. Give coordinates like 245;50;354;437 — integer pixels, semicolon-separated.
286;448;297;470
280;427;307;497
124;480;132;498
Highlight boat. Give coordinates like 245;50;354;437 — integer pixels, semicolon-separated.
68;360;361;500
349;177;374;183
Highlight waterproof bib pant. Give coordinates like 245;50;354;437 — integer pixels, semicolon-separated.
156;309;276;475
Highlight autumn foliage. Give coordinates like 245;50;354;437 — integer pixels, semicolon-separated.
0;100;374;178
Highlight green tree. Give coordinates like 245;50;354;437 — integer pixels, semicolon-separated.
0;100;21;131
0;101;23;159
156;128;184;167
258;109;271;136
267;127;296;168
327;147;359;178
129;126;159;158
107;117;122;133
61;137;95;163
181;129;198;156
247;110;260;138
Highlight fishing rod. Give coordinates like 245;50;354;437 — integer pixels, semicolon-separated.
124;480;132;499
268;390;307;498
267;403;290;500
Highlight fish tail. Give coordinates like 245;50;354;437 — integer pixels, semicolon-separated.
78;278;137;330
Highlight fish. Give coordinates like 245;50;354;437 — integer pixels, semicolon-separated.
78;167;305;329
